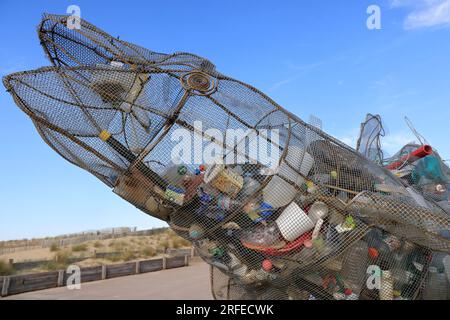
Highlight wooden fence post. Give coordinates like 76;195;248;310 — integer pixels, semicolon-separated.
57;270;65;287
190;247;195;258
101;265;107;280
184;255;189;267
162;256;167;270
135;261;140;274
1;276;10;297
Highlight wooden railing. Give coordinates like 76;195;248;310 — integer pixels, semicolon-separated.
1;254;191;297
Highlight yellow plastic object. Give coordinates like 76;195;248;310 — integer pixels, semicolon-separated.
99;130;111;141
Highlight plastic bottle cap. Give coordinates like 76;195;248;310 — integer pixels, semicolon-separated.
303;239;313;248
262;259;273;271
333;292;346;300
368;247;379;259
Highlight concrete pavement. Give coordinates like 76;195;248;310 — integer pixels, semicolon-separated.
3;258;212;300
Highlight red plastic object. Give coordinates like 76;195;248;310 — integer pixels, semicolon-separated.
262;259;273;271
242;232;313;256
368;247;379;259
385;145;432;170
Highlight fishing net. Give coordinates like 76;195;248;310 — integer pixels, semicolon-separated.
356;113;385;165
3;14;450;300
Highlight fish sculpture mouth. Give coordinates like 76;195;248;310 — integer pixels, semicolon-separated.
3;13;449;301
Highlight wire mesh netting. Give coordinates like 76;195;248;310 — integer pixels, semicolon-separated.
3;14;450;300
356;113;385;165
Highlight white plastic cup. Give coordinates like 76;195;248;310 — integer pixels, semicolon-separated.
276;202;315;242
262;176;298;208
263;147;314;208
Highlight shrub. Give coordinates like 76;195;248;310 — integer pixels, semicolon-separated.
0;260;14;276
72;244;88;252
44;261;67;271
44;250;72;270
140;247;156;257
110;240;128;251
106;253;122;262
121;250;137;261
172;236;190;249
49;243;60;252
93;241;104;248
54;250;71;264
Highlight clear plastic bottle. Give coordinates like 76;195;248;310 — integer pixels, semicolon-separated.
445;255;450;300
391;249;411;296
340;240;369;296
380;270;394;300
422;252;449;300
423;271;447;300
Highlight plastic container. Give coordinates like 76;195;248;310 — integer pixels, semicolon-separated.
412;154;446;185
423;271;447;300
308;201;329;221
380;270;394;300
275;202;315;242
262;147;314;208
340;240;369;296
204;163;244;197
422;252;449;300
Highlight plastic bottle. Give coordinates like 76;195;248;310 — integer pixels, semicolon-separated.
391;248;413;296
422;252;449;300
340;240;369;296
379;270;394;300
401;248;428;299
423;270;447;300
240;223;281;247
292;239;317;262
162;161;189;186
444;255;450;300
365;229;397;269
239;176;260;199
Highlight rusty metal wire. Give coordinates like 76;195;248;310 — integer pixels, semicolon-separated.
3;14;449;300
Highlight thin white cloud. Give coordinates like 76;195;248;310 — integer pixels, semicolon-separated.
382;133;416;156
269;56;345;91
391;0;450;29
337;127;360;149
269;75;302;91
269;61;327;91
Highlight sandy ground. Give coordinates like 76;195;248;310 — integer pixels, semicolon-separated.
0;234;189;268
3;258;212;300
0;247;54;262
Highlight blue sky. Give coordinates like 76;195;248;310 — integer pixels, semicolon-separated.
0;0;449;240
